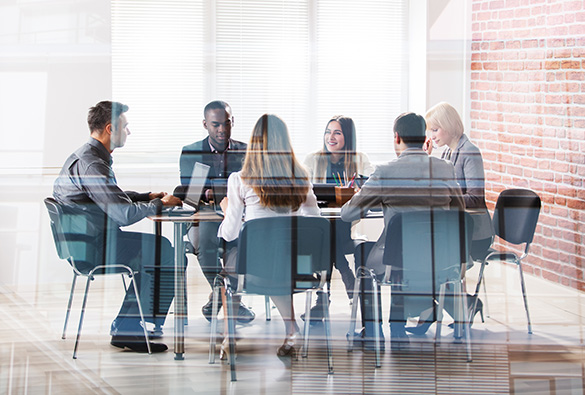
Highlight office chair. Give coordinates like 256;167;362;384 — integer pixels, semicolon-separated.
44;197;151;358
209;216;333;381
348;209;474;366
471;188;541;334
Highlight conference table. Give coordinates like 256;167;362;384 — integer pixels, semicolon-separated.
150;207;383;360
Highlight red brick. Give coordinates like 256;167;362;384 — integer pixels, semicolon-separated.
553;48;573;58
567;199;585;210
471;62;482;70
568;106;585;116
549;26;569;36
498;9;514;19
525;61;542;70
551;206;569;217
483;62;498;70
506;40;522;49
561;60;581;69
547;38;566;47
542;248;559;261
547;14;565;25
522;39;539;49
564;1;584;12
566;72;585;81
551;161;570;173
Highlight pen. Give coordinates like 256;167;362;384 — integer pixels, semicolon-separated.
349;172;356;188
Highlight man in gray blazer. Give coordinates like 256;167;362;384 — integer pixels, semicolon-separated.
341;112;464;350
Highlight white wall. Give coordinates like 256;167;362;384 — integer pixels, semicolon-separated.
0;0;112;287
426;0;470;122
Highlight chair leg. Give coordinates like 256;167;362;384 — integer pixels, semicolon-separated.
62;273;77;340
517;261;533;334
225;287;237;382
471;260;487;319
436;283;447;344
454;285;463;341
347;274;362;352
322;287;334;374
302;291;312;358
457;281;472;362
129;273;151;355
72;276;92;359
121;274;127;292
265;295;271;321
372;275;381;368
481;275;490;318
184;283;189;327
209;284;221;364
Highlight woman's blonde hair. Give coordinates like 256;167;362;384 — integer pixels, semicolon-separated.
425;102;464;140
313;115;358;183
241;114;310;212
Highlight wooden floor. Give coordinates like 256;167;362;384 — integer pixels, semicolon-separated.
1;259;585;394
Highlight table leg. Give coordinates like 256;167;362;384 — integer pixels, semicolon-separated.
174;222;186;360
153;222;162;333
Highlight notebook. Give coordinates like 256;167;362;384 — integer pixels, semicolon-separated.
163;162;211;216
312;183;336;207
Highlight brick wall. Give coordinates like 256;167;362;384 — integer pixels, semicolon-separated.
470;0;585;290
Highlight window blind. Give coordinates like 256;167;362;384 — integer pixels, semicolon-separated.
111;0;408;163
214;0;310;151
111;0;205;162
315;0;408;156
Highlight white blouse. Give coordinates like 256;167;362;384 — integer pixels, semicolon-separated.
217;171;321;242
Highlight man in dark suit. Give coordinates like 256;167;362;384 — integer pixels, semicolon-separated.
179;100;255;323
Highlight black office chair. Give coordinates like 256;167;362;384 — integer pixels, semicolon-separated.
209;216;333;381
348;209;474;366
44;197;151;358
471;188;541;334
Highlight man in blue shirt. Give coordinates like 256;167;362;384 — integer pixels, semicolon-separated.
54;101;182;353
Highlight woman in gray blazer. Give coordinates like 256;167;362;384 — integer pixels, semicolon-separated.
425;102;493;258
403;102;493;334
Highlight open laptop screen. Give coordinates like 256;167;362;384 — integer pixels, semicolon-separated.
183;162;211;210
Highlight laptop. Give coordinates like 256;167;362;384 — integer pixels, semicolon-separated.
164;162;211;216
210;178;227;216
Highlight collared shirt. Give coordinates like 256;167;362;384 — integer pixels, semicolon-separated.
207;139;233;179
53;137;161;236
179;137;247;203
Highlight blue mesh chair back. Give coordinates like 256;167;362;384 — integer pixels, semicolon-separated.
383;209;473;318
236;216;331;296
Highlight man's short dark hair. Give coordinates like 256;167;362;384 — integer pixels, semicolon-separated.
88;101;129;133
393;112;427;146
204;100;231;118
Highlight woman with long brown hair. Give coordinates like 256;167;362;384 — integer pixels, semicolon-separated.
218;114;320;357
303;116;374;321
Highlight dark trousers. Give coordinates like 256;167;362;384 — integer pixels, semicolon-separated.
354;242;406;332
98;231;176;325
196;221;223;288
